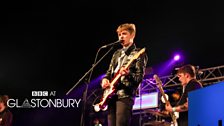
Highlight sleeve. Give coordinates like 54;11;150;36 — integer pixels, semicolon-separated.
103;51;117;80
186;80;202;97
128;51;148;86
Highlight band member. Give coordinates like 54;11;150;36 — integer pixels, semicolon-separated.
101;23;148;126
171;91;180;102
165;64;203;126
0;95;13;126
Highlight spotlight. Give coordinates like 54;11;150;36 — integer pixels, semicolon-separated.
174;54;180;61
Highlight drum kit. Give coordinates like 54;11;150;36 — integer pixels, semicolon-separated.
142;109;172;126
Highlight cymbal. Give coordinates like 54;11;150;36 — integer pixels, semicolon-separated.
144;109;170;117
143;121;171;126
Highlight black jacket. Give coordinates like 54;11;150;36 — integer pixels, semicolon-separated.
103;43;148;98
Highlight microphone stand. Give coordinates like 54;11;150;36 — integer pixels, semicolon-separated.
65;46;114;126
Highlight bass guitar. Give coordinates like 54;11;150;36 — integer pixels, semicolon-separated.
153;74;177;126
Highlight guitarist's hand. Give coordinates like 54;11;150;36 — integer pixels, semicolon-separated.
101;78;110;89
165;104;173;112
119;67;129;76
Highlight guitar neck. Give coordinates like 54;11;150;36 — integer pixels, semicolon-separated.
153;74;177;125
158;86;171;105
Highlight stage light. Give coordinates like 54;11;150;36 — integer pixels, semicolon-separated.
174;54;180;61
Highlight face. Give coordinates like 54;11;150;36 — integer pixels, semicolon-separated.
0;102;6;112
177;73;188;86
117;30;134;47
172;93;180;100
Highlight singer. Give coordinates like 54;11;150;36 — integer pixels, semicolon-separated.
100;23;148;126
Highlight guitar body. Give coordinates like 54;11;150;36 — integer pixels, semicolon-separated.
93;48;146;112
97;72;121;110
153;74;177;126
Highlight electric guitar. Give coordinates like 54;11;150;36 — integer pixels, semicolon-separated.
153;74;177;126
93;48;146;112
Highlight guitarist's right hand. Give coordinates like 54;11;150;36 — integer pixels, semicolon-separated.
101;78;110;89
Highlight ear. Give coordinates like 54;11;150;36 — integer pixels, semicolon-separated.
131;32;135;38
186;73;191;78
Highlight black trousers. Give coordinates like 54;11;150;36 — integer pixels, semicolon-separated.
178;112;188;126
107;97;134;126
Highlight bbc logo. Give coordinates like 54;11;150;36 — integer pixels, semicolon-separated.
32;91;48;96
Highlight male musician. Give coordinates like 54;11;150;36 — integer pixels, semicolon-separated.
165;64;203;126
101;23;148;126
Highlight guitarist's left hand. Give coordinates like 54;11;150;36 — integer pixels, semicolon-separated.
119;67;129;76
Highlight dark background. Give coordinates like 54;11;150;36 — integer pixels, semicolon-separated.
1;0;224;126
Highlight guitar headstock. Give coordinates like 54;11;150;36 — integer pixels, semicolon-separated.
133;48;145;60
153;74;163;87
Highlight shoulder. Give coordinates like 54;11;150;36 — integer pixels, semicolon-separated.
134;47;141;51
135;47;148;59
113;48;122;55
135;47;147;55
191;79;202;87
187;79;203;90
111;49;122;59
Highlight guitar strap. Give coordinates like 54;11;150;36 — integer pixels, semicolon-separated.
114;50;126;73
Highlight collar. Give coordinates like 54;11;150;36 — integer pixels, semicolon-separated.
123;43;136;56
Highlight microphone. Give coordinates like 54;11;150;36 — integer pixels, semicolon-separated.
101;40;123;48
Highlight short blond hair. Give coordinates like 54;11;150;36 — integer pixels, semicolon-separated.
116;23;136;35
